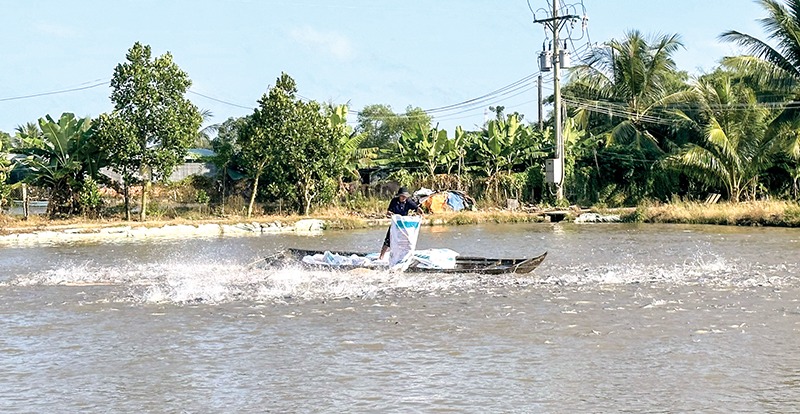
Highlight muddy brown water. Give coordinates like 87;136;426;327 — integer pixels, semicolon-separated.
1;223;799;412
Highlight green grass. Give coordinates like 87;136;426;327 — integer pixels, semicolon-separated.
622;200;800;227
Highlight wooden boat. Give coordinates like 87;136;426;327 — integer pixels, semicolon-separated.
264;248;547;275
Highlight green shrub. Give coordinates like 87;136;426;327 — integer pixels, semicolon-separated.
621;205;648;223
78;176;103;216
195;189;210;204
783;204;800;226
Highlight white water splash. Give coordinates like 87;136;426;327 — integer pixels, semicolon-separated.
2;260;486;304
2;252;796;304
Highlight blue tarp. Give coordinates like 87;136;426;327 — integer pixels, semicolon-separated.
447;192;465;211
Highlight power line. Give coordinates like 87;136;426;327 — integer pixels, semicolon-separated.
342;71;547;119
0;80;109;102
562;97;680;127
420;72;541;114
188;90;254;110
432;87;540;122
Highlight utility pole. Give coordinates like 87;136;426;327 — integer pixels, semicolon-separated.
22;183;29;220
552;0;563;201
537;74;543;130
534;0;579;203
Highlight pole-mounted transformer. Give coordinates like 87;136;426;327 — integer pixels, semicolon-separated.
539;44;552;72
559;41;570;69
539;42;571;72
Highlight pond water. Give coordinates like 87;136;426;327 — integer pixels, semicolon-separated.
1;223;799;412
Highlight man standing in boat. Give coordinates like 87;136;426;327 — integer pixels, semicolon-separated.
378;187;424;260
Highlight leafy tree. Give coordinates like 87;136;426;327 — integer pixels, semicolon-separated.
96;41;202;221
668;72;778;201
17;113;105;216
210;116;247;213
94;114;137;219
0;131;11;150
240;73;345;216
239;79;289;218
356;104;432;148
289;101;343;214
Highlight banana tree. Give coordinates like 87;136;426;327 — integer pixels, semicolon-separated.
472;114;529;200
327;104;377;187
18;113;105;216
397;123;455;185
442;126;467;175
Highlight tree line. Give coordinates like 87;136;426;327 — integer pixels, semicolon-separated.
2;0;800;220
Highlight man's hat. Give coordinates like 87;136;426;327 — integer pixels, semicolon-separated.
396;187;411;197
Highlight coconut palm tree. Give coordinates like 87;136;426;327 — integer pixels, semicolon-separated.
193;109;218;149
720;0;800;92
720;0;800;158
719;0;800;196
668;73;778;202
14;122;41;148
563;30;690;203
565;30;688;152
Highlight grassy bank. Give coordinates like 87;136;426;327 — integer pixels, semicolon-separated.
0;207;548;235
621;200;800;227
4;200;800;235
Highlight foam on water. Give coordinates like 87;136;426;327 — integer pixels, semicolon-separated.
2;252;796;304
541;252;795;288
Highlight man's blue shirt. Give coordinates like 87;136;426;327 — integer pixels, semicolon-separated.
387;196;420;216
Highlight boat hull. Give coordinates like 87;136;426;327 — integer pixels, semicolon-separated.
265;248;547;275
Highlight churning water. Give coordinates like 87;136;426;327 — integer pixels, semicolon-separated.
1;223;799;412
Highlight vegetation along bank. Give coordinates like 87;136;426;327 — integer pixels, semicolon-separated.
2;1;800;228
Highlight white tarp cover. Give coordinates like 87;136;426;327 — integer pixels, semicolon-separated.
300;248;460;270
389;215;421;266
301;251;376;267
411;248;459;269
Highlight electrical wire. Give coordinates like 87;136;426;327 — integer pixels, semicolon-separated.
420;72;542;114
0;80;109;102
562;97;683;127
188;90;254;110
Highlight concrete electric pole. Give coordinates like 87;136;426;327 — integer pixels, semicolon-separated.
534;0;579;203
552;0;564;201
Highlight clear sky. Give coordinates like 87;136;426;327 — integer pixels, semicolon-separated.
0;0;767;135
